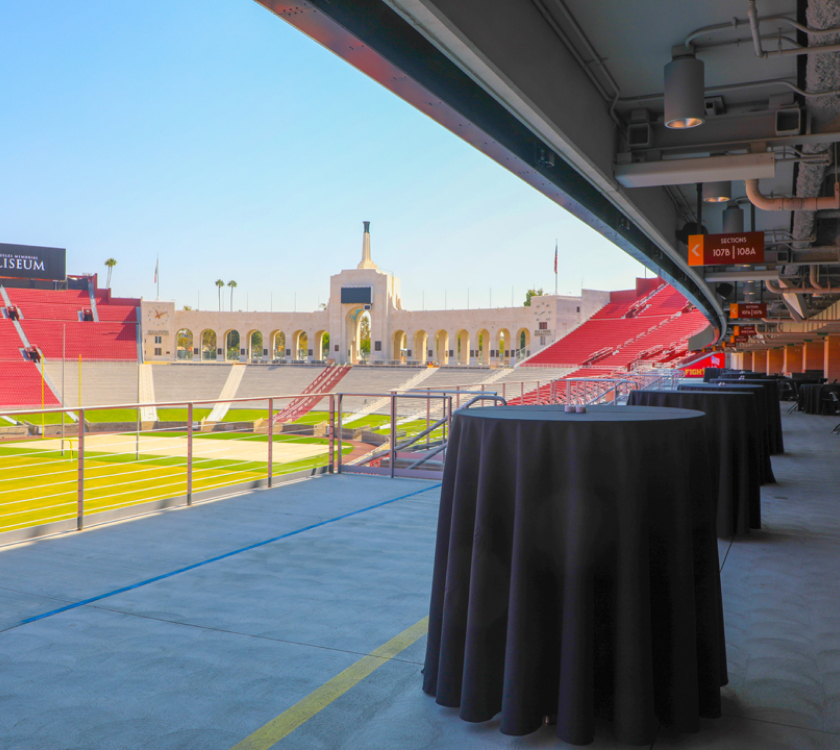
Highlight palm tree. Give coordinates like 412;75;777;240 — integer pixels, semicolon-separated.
227;280;237;311
104;258;117;288
215;279;224;311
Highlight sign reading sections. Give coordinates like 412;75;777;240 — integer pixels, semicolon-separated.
681;351;725;378
730;302;767;319
688;231;764;266
730;335;750;344
734;325;757;336
0;243;66;281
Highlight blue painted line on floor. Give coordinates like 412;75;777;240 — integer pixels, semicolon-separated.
17;482;441;627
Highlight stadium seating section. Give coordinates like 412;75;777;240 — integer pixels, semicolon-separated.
5;286;139;361
522;282;706;374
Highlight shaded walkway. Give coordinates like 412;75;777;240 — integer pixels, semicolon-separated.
1;412;839;748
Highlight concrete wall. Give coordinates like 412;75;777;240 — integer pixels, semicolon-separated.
141;259;612;366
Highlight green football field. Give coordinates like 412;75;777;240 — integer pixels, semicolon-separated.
0;432;352;535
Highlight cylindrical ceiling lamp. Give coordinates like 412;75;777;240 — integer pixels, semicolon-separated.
704;180;731;203
664;49;705;129
722;204;744;233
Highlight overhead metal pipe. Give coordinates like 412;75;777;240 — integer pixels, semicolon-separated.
747;1;764;58
616;78;840;107
745;179;840;211
685;12;840;47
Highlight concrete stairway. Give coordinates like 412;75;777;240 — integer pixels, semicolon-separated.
206;365;247;422
138;364;158;421
343;367;438;424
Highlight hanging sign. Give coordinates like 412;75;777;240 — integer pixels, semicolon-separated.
688;231;764;266
730;303;767;319
734;325;757;336
680;351;725;378
730;335;750;344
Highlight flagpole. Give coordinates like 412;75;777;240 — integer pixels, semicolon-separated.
155;254;160;301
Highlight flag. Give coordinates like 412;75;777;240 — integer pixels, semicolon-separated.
554;241;558;274
154;255;159;284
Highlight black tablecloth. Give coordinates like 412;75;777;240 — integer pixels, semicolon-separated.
678;383;776;484
709;379;784;455
627;390;761;537
801;383;840;415
424;405;726;746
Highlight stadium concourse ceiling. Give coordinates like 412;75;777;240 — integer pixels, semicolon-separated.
256;0;840;347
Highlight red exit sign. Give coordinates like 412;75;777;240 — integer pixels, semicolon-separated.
730;303;767;319
688;231;764;266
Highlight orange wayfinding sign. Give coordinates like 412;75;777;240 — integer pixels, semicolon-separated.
734;325;757;336
688;231;764;266
730;335;750;344
730;303;767;319
680;351;725;378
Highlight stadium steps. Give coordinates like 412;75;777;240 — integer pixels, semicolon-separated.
154;363;235;407
42;360;142;408
328;367;425;417
138;364;158;422
205;365;247;423
273;366;351;423
343;367;438;424
234;365;329;413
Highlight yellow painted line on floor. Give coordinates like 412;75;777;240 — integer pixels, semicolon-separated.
230;616;429;750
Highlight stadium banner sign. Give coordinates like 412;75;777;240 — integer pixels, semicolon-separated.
729;302;767;319
0;243;66;281
680;351;725;378
734;325;757;336
688;231;764;266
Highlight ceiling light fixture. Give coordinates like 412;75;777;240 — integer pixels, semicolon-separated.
704;180;731;203
722;204;744;233
664;47;705;129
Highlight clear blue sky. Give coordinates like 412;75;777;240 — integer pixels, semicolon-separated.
0;0;646;313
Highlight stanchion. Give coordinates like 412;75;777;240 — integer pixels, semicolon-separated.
187;403;193;504
77;409;85;530
267;398;273;487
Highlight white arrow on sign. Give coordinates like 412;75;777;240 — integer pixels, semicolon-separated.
690;242;701;259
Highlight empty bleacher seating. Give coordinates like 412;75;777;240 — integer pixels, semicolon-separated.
3;285;139;361
522;282;706;372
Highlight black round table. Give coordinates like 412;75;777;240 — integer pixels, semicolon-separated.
423;405;727;746
680;382;776;483
801;383;840;414
712;377;784;454
627;390;761;537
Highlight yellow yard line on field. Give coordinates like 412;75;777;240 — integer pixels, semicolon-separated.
231;617;429;750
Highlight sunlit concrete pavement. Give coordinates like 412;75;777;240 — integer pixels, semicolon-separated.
1;413;839;749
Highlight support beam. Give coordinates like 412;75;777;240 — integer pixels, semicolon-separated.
767;348;785;375
753;349;768;372
803;341;824;374
783;344;803;375
826;335;840;381
743;351;754;371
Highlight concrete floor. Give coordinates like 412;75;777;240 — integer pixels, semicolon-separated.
1;411;839;749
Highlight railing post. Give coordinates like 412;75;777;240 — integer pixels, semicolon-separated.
456;385;460;410
521;381;524;401
328;395;335;473
337;394;343;474
187;403;194;504
426;388;430;447
267;398;273;488
390;393;397;478
77;409;84;530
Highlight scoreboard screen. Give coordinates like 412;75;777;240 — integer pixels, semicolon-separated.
341;286;372;304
